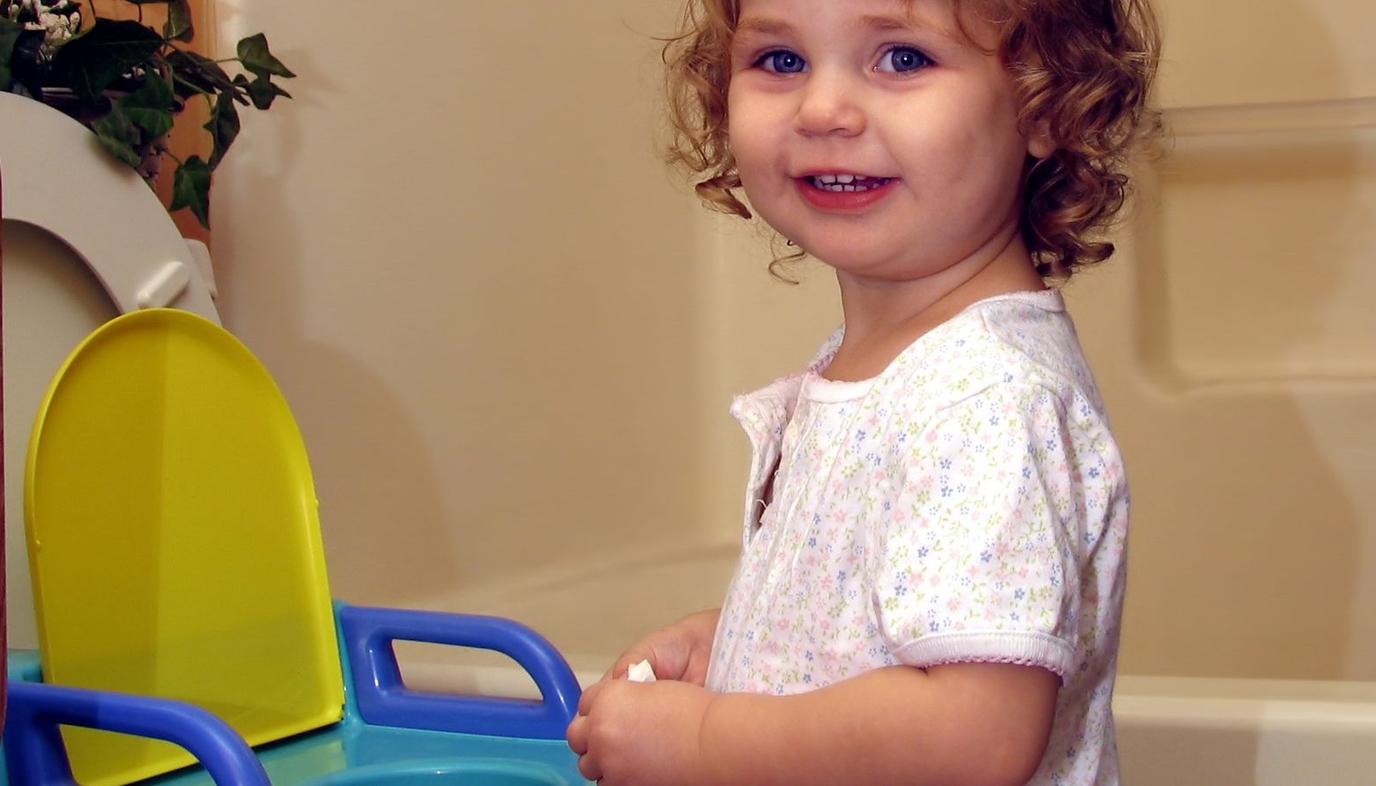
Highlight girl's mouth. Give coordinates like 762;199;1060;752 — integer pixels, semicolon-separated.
807;174;894;193
797;173;898;211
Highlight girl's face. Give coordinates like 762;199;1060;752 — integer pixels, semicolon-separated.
727;0;1050;286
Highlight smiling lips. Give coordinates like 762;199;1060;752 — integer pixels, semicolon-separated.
798;173;897;210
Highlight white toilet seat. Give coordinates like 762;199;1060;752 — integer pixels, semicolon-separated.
0;92;220;321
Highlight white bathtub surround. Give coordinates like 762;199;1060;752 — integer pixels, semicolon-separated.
1115;676;1376;786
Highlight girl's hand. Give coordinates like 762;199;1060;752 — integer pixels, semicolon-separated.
566;678;715;786
604;608;720;685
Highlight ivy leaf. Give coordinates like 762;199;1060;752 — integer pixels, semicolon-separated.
237;33;294;79
90;105;143;168
166;47;233;97
118;74;176;140
0;18;22;92
204;93;240;169
124;0;193;40
236;72;292;110
0;17;18;50
164;0;195;43
170;154;212;227
50;19;164;105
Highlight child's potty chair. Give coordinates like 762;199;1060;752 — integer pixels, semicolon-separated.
0;95;588;785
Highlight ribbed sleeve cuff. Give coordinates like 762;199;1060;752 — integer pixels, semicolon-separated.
893;631;1074;680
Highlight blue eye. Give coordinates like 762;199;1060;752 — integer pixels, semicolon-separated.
758;50;807;74
876;46;931;73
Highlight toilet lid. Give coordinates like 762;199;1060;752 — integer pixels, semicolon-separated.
24;308;344;786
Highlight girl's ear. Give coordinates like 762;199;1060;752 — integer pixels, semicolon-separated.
1026;119;1055;160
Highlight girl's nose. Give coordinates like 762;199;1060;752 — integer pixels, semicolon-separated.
793;71;866;137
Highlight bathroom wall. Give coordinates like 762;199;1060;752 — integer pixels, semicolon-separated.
208;0;728;624
86;0;1376;680
1077;0;1376;679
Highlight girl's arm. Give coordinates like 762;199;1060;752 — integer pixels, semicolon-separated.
704;661;1058;786
570;660;1057;786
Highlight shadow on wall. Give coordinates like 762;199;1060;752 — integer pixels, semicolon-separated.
1097;0;1371;680
209;88;461;608
210;2;704;611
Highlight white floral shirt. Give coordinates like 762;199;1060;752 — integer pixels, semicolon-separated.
705;290;1129;785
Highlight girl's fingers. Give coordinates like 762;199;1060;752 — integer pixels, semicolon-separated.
565;714;587;754
566;708;601;781
577;679;605;716
577;753;602;784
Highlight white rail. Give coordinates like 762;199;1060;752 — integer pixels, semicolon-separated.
1165;96;1376;137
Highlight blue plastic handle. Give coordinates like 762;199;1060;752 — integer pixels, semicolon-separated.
2;680;272;786
338;605;582;740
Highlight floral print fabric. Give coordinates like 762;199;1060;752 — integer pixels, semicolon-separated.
705;290;1129;784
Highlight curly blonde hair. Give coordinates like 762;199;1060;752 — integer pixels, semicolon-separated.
662;0;1162;279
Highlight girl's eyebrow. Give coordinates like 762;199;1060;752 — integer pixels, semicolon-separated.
859;14;921;33
735;12;946;40
733;16;793;39
860;10;959;38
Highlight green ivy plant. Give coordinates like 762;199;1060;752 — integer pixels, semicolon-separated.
0;0;294;227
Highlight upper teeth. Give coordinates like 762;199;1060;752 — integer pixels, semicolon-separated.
812;174;884;192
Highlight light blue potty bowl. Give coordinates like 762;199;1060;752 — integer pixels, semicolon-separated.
304;759;571;786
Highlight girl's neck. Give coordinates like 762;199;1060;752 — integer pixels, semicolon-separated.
823;235;1045;382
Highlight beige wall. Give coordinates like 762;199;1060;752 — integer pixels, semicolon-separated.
1080;0;1376;679
13;0;1360;680
210;0;726;610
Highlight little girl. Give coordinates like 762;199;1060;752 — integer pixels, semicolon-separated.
567;0;1160;783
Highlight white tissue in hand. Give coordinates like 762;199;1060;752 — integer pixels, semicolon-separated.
627;659;657;683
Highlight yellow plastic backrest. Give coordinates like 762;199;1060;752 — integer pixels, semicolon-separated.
24;309;344;786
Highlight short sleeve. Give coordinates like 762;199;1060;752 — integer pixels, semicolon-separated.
871;383;1082;678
